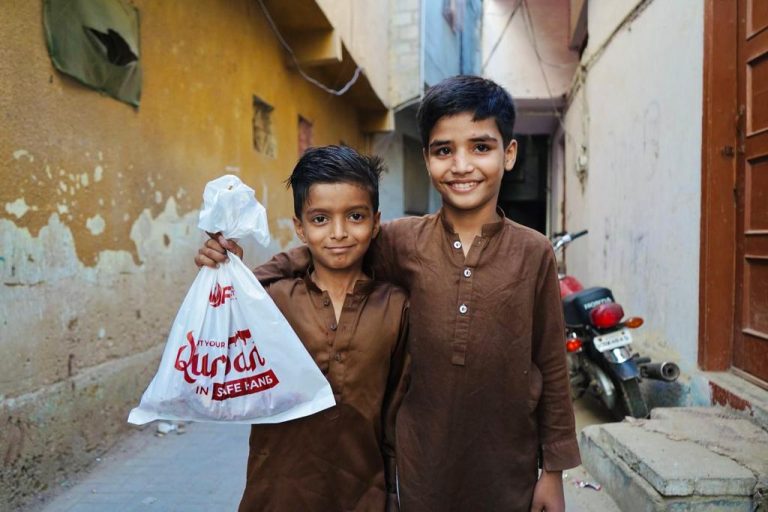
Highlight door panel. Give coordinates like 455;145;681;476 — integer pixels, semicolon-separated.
745;157;768;230
747;54;768;134
736;0;768;382
748;0;768;37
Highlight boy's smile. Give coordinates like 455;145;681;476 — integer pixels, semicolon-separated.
425;112;517;224
293;182;380;275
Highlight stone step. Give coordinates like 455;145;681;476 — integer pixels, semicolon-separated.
580;407;768;511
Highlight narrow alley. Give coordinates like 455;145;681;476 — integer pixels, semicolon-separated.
26;399;620;512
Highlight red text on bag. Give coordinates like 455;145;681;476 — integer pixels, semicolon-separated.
209;283;235;307
174;330;267;385
212;370;279;400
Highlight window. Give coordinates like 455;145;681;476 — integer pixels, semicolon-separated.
253;96;276;158
298;116;313;157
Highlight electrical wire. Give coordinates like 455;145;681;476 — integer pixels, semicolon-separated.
521;0;575;142
256;0;362;96
482;0;523;72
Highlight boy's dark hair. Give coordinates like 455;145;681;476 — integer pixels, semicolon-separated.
287;145;384;218
416;75;517;148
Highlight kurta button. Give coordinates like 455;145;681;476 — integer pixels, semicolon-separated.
334;353;342;362
330;322;337;331
463;268;472;278
459;304;468;314
453;240;462;249
323;298;330;307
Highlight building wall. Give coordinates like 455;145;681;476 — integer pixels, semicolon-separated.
389;0;422;108
483;0;577;100
560;0;705;373
0;0;373;507
318;0;391;107
424;0;461;85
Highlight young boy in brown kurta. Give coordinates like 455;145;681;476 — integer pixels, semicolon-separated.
251;76;581;511
196;146;408;511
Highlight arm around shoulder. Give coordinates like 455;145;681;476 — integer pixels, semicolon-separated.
253;245;311;286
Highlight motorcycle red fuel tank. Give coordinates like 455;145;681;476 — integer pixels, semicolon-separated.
558;274;584;298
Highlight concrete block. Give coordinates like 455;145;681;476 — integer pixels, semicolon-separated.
599;423;756;496
581;425;667;512
581;425;755;512
647;407;768;488
392;12;413;26
705;372;768;431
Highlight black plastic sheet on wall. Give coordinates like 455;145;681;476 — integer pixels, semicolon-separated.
43;0;142;107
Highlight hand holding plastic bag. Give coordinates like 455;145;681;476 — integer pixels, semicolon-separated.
197;174;270;245
128;175;335;424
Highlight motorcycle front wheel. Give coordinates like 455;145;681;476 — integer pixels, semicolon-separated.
611;378;649;419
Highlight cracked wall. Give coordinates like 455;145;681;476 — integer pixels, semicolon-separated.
559;0;704;374
0;0;369;507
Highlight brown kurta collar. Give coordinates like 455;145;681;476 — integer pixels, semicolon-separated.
438;206;507;238
302;263;377;298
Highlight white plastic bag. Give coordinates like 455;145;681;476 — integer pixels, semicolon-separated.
128;175;335;424
197;174;270;245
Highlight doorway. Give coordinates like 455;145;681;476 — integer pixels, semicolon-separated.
700;0;768;387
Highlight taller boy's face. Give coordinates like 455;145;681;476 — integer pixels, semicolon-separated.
424;112;517;220
293;182;380;274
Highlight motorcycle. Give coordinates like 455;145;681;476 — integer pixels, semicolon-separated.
552;230;680;419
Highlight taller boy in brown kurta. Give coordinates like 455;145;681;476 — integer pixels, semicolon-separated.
255;76;580;511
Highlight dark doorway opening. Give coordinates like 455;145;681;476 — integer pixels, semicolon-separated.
498;134;549;234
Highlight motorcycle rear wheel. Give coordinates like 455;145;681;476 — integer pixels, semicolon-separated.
612;378;649;419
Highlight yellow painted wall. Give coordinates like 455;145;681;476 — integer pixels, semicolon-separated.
0;0;373;507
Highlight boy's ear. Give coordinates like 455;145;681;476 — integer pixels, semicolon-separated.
422;148;431;175
293;217;306;243
504;139;518;171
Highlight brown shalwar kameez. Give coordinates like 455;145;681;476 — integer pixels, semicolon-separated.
238;272;409;512
256;209;580;512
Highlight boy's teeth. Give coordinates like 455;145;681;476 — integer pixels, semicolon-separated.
451;182;476;190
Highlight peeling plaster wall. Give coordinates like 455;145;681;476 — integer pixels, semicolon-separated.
0;0;370;507
560;0;704;372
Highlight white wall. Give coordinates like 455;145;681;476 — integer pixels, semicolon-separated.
374;131;405;222
561;0;704;370
483;0;578;100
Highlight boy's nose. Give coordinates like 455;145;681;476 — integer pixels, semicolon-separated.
330;219;348;239
451;152;474;174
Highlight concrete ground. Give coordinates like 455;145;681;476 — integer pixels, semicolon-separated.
24;397;620;512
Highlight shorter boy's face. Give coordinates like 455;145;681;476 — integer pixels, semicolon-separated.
424;112;517;220
293;183;380;274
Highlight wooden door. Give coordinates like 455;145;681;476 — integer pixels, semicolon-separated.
735;0;768;383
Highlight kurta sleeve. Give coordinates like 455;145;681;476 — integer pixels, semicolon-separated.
381;302;410;497
531;246;581;471
253;220;410;287
252;246;311;285
368;221;409;288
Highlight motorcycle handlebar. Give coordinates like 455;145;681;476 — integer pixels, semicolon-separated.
571;229;588;240
551;229;588;252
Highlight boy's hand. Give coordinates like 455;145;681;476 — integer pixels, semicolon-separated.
194;233;244;268
530;470;565;512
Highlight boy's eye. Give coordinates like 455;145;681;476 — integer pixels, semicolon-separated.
433;146;451;156
474;143;490;152
311;215;328;224
348;212;365;222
